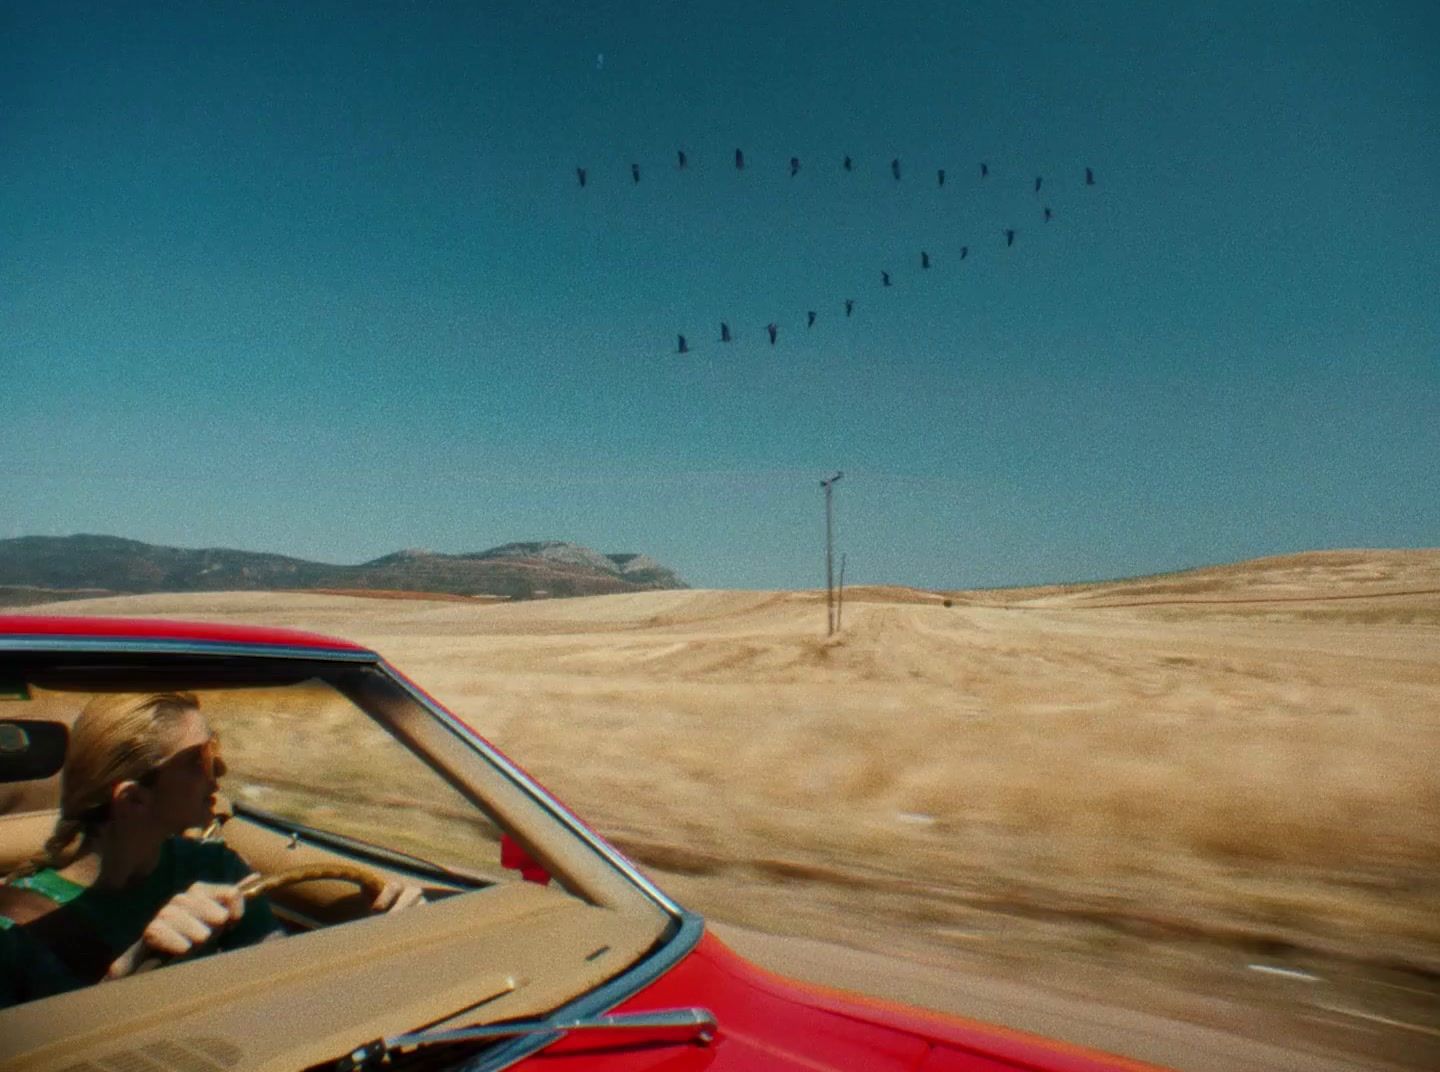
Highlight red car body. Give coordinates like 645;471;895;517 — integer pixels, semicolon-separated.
0;615;1165;1072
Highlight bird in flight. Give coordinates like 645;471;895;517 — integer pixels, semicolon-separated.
735;148;745;170
631;163;641;184
1005;228;1016;247
720;322;732;343
921;251;931;269
844;299;854;317
882;270;892;286
677;334;689;354
766;322;778;345
790;156;800;177
937;169;946;187
576;167;587;188
807;310;817;328
891;158;902;181
678;150;688;169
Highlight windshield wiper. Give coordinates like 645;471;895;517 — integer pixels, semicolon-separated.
338;1007;717;1069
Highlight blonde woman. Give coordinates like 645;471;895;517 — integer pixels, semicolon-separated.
0;692;411;1007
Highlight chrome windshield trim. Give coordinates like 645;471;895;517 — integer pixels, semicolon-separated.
461;911;707;1072
377;659;687;918
0;636;376;662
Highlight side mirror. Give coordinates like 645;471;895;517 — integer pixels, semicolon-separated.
499;833;552;885
0;721;68;782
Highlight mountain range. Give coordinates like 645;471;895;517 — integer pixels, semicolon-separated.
0;535;688;606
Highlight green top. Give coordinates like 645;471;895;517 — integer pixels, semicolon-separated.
0;837;280;1009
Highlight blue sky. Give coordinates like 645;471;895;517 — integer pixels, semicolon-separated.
4;1;1437;589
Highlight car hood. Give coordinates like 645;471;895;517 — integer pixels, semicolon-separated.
538;932;1168;1071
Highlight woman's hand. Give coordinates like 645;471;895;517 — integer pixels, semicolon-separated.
107;881;246;979
370;879;424;914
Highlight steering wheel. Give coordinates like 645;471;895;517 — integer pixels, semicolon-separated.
127;864;392;975
239;863;389;903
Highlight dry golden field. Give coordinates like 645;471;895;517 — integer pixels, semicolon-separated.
24;548;1440;1065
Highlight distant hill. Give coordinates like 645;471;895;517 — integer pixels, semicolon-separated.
0;535;689;605
953;548;1440;608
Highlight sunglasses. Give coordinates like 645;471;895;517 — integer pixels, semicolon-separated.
140;733;225;785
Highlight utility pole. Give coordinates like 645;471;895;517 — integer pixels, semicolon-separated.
836;552;847;633
820;471;843;635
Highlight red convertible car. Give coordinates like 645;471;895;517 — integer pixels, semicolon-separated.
0;614;1164;1071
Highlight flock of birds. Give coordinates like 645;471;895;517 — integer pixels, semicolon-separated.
572;150;1098;354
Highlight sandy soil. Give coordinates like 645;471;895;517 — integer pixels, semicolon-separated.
19;548;1440;1070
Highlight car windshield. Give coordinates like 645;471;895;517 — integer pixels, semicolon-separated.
0;649;679;1068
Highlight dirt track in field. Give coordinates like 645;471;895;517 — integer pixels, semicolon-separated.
25;548;1440;1070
